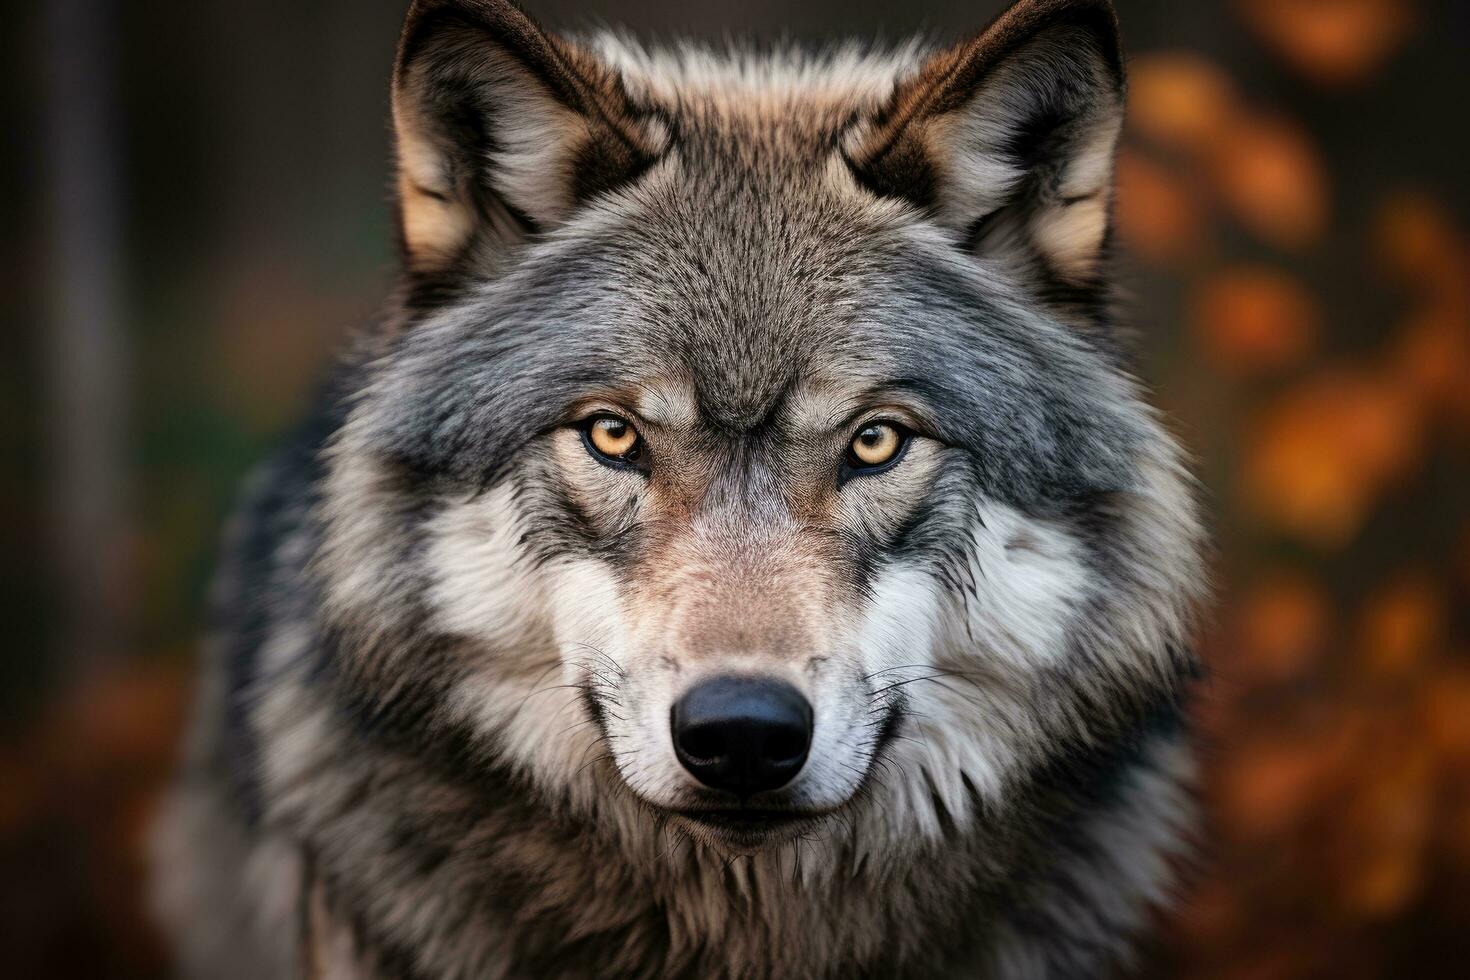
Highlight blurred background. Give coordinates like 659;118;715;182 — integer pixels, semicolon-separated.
3;0;1469;976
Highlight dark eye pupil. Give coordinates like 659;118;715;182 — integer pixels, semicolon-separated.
860;428;882;445
602;420;626;438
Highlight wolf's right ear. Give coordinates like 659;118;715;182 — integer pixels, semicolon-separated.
392;0;661;274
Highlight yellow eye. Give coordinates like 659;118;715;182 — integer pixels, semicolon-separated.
847;422;905;470
584;415;643;464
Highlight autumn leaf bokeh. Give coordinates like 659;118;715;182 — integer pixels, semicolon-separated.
1121;2;1470;975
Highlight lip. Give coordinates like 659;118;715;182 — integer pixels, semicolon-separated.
673;807;820;841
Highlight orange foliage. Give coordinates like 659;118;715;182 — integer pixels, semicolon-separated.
1357;573;1444;676
1129;53;1240;154
1241;372;1421;546
1192;267;1321;375
1219;721;1363;840
1115;149;1209;261
1391;309;1470;422
1128;53;1330;250
1371;193;1470;429
1205;115;1329;249
0;662;189;977
1233;572;1331;681
1375;191;1467;290
1332;740;1434;918
1422;667;1470;757
1238;0;1420;87
1463;526;1470;594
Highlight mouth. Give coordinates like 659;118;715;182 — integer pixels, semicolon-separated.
673;807;820;843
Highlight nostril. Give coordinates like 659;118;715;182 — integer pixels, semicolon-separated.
677;724;726;763
763;727;808;765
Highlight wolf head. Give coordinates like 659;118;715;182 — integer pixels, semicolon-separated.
317;0;1202;857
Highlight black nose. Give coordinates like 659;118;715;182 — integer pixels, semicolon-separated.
671;677;813;797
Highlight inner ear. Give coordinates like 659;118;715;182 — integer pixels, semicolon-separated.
392;0;663;274
845;0;1126;290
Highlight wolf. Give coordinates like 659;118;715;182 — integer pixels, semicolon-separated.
151;0;1206;977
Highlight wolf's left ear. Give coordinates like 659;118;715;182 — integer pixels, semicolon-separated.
846;0;1125;292
392;0;661;274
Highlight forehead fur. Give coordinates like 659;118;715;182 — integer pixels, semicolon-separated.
593;38;925;118
595;40;934;435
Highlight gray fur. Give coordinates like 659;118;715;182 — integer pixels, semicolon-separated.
152;2;1206;978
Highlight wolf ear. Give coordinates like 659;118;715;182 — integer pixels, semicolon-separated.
846;0;1125;294
392;0;660;274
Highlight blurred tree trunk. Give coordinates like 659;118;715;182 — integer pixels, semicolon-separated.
43;0;131;669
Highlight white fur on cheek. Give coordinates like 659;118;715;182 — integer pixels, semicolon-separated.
546;557;627;667
423;492;648;812
853;562;943;686
847;564;997;845
543;557;660;794
776;564;941;814
855;503;1090;848
424;484;542;647
421;490;603;796
963;500;1089;669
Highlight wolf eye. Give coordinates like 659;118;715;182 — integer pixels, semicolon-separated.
845;422;907;473
582;415;644;466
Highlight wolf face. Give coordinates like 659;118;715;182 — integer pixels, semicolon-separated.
152;2;1209;976
316;0;1201;865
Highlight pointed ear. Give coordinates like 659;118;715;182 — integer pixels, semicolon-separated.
392;0;662;274
846;0;1126;293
